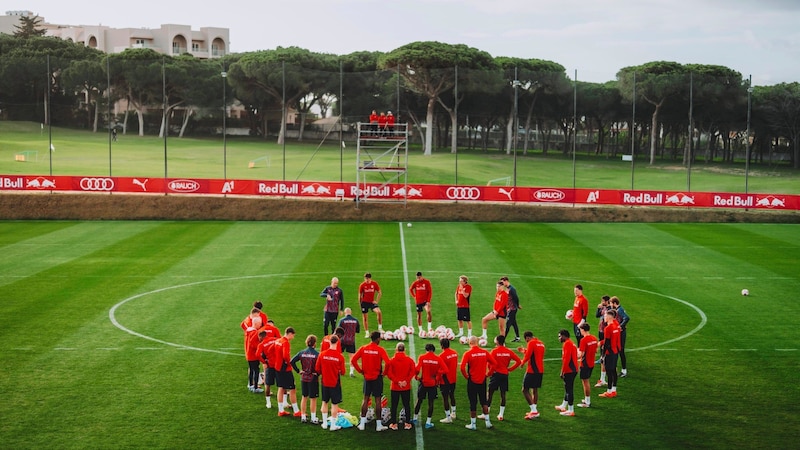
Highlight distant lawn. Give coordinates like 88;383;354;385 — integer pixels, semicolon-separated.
1;221;798;449
0;120;797;194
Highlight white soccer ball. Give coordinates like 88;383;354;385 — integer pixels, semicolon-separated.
396;332;406;341
384;331;395;340
404;326;414;334
478;338;488;347
407;223;412;227
436;325;447;333
446;331;455;341
741;289;749;296
419;331;426;339
427;330;437;339
565;309;574;320
445;328;453;335
459;336;469;345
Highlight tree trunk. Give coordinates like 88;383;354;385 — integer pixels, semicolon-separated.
424;96;435;156
92;98;99;133
649;106;660;165
179;108;192;137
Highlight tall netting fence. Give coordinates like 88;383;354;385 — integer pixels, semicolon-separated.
1;53;796;194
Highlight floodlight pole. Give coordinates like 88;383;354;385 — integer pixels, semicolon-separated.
630;71;636;190
687;72;693;192
47;55;53;177
107;56;112;177
163;57;168;183
222;59;228;180
513;68;520;188
745;75;752;195
571;69;577;199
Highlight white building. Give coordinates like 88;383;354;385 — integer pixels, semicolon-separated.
1;10;228;59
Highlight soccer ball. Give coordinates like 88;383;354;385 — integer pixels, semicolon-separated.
459;336;469;345
565;309;574;320
384;331;395;340
407;223;412;227
436;325;447;333
403;325;414;334
741;289;749;296
396;331;406;341
478;338;488;347
418;331;426;339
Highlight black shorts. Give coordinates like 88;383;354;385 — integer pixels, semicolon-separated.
276;370;295;390
322;384;342;404
580;366;594;380
363;376;384;398
466;380;488;410
488;373;509;392
264;367;277;385
417;385;438;401
457;308;471;322
523;373;543;389
361;302;378;314
416;303;427;313
342;343;356;354
495;312;507;319
301;380;319;398
439;381;455;397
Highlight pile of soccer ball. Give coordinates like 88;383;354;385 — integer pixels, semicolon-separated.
417;325;456;341
381;325;414;341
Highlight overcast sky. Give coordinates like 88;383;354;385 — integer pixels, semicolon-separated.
15;0;800;85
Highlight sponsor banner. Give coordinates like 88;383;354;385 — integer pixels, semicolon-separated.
2;175;799;210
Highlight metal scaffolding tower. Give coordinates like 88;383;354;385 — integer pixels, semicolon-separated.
355;122;408;207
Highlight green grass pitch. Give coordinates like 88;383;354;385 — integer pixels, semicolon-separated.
1;221;798;449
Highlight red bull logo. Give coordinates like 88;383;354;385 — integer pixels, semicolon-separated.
623;193;663;205
713;195;753;207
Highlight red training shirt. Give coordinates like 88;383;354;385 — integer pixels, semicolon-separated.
578;333;599;369
416;351;444;388
489;345;522;376
573;294;589;325
439;348;459;385
351;342;390;381
386;352;416;391
493;290;508;316
315;348;346;388
460;346;497;384
455;283;471;309
521;337;546;374
560;338;579;376
359;280;381;303
409;278;432;305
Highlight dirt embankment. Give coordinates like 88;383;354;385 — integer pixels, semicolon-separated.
1;193;798;223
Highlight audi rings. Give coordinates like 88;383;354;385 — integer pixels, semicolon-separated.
446;186;481;200
80;177;115;191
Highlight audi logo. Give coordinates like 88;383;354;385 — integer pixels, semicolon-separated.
80;177;115;191
446;187;481;200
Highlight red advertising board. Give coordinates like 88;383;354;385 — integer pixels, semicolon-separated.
1;174;798;211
